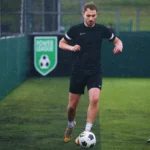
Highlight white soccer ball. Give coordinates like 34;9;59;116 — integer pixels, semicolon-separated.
39;54;50;69
79;131;96;148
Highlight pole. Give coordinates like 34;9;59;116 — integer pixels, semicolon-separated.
42;0;45;32
0;0;2;37
136;8;140;31
24;0;28;34
57;0;61;31
116;9;120;35
80;0;85;22
20;0;24;34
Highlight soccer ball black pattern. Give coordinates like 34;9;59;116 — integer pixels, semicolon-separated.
39;55;50;69
79;131;96;148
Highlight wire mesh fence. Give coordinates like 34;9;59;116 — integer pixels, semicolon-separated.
0;0;149;37
0;0;22;36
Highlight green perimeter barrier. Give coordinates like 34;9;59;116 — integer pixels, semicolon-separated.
101;32;150;77
0;35;30;100
30;32;150;78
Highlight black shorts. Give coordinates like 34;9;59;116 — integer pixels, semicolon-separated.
69;72;102;94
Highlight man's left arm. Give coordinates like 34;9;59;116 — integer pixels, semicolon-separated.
112;37;123;54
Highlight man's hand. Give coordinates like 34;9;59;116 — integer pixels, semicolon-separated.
113;45;123;54
59;38;81;52
112;37;123;54
71;45;81;52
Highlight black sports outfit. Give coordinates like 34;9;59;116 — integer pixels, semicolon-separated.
64;23;116;94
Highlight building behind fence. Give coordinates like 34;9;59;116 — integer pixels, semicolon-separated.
0;0;149;36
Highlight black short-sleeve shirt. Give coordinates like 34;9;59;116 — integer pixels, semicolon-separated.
64;23;116;74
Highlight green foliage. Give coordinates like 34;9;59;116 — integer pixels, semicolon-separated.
1;0;21;11
1;0;150;33
62;0;150;31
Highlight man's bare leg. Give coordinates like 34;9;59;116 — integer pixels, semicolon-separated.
64;93;80;143
86;88;100;131
75;88;100;145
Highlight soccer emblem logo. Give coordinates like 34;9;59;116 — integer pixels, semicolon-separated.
39;55;50;69
34;36;57;76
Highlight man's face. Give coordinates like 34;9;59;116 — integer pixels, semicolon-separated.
82;8;97;27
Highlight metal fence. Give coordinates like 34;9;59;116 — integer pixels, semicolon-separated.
0;0;149;37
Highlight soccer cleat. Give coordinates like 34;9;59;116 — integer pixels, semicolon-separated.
147;139;150;143
64;121;76;143
75;136;80;146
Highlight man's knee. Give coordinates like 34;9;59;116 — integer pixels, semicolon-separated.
89;96;99;105
67;105;76;112
69;93;80;108
89;88;100;105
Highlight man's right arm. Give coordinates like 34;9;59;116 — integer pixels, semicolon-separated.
59;38;80;52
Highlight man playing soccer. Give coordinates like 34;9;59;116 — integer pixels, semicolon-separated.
59;2;123;145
